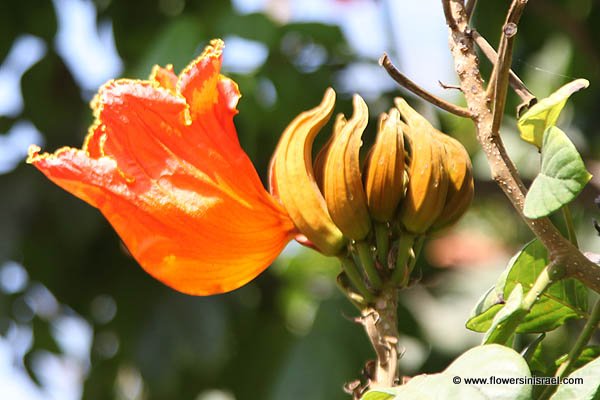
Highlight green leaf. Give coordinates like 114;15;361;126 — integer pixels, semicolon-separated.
444;345;532;400
518;79;589;148
361;391;396;400
467;240;587;334
466;265;511;332
523;126;592;218
528;338;555;376
361;345;531;400
555;346;600;370
504;240;587;332
483;284;526;344
522;333;546;363
550;355;600;400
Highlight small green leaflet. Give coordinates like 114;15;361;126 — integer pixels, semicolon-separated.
523;126;592;219
518;79;589;148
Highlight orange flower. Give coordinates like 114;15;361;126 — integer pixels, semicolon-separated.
28;39;296;296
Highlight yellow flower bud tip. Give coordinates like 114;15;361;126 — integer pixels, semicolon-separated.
431;132;474;231
272;88;346;255
364;107;405;222
396;98;449;234
323;94;372;240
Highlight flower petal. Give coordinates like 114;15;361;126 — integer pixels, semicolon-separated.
29;43;295;295
149;64;178;92
178;39;241;148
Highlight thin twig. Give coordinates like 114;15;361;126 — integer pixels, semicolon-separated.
442;0;459;30
379;53;473;118
440;0;600;293
472;30;536;114
489;0;529;134
465;0;478;22
562;206;579;249
438;80;463;91
558;297;600;376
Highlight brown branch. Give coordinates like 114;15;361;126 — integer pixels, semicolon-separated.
488;0;529;134
379;53;473;118
441;0;600;293
472;30;536;115
442;0;459;30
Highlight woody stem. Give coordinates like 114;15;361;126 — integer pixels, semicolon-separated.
361;285;400;388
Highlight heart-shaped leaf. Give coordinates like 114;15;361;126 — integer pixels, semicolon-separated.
523;126;592;218
518;79;588;148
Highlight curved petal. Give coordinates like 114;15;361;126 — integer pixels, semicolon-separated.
364;108;405;222
322;95;371;240
28;41;295;295
149;64;178;92
272;88;346;256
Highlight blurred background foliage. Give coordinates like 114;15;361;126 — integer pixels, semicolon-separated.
0;0;599;399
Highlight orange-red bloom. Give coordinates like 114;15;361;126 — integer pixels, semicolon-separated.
28;40;296;295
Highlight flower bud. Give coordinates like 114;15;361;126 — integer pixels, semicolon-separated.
322;95;371;240
313;114;345;191
431;132;474;231
271;88;346;255
364;108;405;222
395;98;449;234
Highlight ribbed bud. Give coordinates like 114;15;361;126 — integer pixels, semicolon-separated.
270;88;346;255
364;108;405;222
431;132;474;231
396;98;448;234
313;114;345;191
322;95;371;240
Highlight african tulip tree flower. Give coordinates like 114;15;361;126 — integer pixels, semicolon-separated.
29;39;474;300
28;40;296;295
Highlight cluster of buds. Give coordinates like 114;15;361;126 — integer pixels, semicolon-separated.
271;89;473;303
